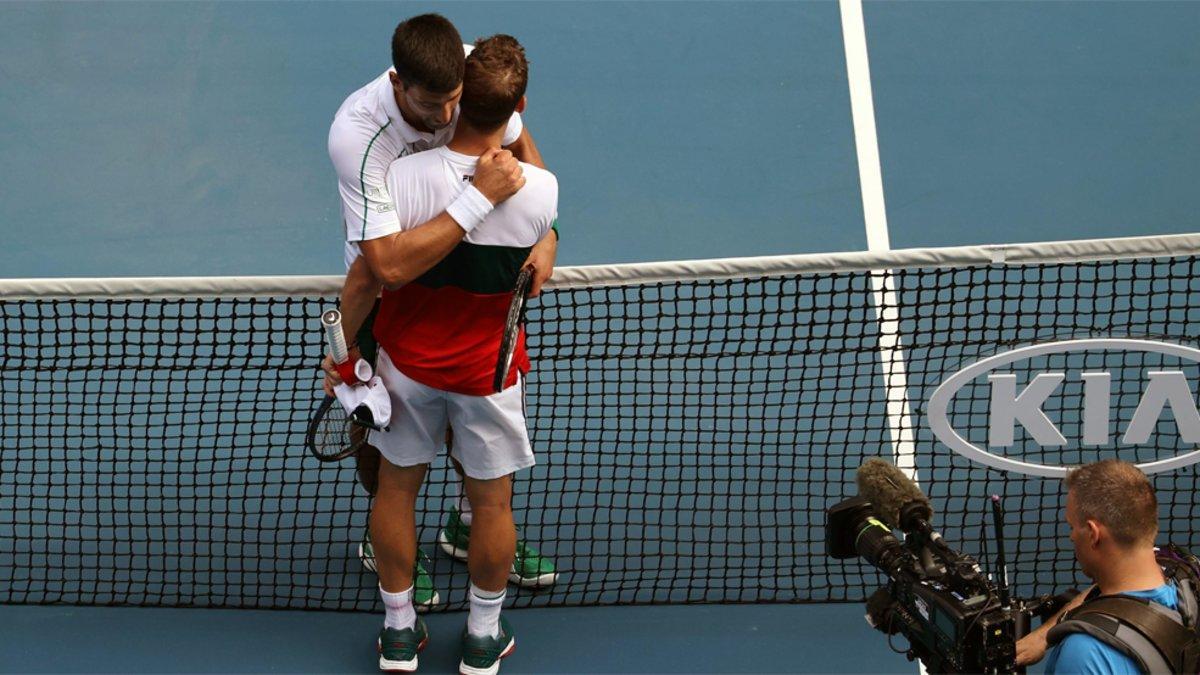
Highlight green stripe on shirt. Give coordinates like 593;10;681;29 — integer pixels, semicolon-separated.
414;241;532;295
357;121;391;240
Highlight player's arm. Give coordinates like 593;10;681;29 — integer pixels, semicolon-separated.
1015;585;1093;666
321;256;380;395
338;256;381;351
522;219;558;298
506;127;558;297
360;212;470;288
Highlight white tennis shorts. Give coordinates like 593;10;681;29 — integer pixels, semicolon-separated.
370;348;535;480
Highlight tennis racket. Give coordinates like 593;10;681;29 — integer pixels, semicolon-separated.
305;309;369;462
493;266;534;393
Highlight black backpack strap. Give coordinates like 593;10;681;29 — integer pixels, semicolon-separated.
1159;545;1200;671
1161;562;1200;629
1179;578;1199;629
1048;595;1193;674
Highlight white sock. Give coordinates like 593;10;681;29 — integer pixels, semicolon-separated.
454;481;473;526
467;583;505;638
380;584;416;631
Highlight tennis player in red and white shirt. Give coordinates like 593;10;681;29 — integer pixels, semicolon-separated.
323;12;558;617
333;35;555;675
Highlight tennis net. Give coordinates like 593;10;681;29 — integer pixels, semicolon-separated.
2;233;1199;611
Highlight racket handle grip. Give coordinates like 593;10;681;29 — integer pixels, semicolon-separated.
321;309;350;364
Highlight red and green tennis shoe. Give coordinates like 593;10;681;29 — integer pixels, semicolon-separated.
436;506;558;588
359;530;441;609
377;618;429;672
458;616;516;675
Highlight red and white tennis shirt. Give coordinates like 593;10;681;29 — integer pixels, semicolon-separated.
372;147;558;395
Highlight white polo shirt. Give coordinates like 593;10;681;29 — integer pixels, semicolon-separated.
327;51;523;269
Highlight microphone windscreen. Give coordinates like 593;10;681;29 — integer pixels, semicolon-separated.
856;457;930;529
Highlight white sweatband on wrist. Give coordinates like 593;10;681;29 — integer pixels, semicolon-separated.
445;185;494;233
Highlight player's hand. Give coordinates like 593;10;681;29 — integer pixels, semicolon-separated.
321;354;341;397
523;232;557;297
1015;630;1048;666
473;148;525;205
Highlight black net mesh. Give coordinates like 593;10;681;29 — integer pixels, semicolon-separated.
1;254;1198;611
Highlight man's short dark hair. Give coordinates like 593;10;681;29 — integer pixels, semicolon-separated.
460;34;529;132
1066;459;1159;547
391;14;464;93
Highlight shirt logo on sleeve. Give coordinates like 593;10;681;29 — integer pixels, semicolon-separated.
366;184;393;213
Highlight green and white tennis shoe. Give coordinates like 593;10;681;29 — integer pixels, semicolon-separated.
377;618;428;672
458;616;516;675
437;507;558;589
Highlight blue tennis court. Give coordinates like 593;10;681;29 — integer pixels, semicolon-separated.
3;2;1199;673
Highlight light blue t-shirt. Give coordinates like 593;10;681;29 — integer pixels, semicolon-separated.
1044;584;1179;675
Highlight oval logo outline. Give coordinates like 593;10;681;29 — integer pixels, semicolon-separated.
926;338;1200;478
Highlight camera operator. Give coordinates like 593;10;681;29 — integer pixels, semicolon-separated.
1016;459;1181;673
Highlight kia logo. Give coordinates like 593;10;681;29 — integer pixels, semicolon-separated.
927;339;1200;478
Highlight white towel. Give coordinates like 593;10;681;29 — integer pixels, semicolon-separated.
332;359;392;430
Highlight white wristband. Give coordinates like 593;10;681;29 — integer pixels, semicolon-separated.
445;185;494;233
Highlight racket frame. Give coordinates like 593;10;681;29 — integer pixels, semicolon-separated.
493;267;534;393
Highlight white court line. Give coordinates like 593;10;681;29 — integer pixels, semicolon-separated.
840;3;924;672
838;0;920;485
